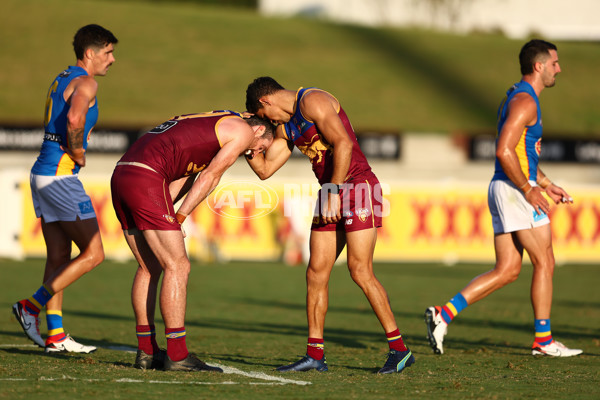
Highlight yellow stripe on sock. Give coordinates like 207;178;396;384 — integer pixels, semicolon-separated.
28;296;42;310
46;310;63;317
535;331;551;337
445;302;458;317
43;284;55;296
48;328;65;336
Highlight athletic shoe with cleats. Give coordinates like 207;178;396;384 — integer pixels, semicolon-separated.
12;301;44;348
45;334;97;353
163;353;223;372
425;306;448;355
532;340;583;357
377;349;415;374
276;355;328;372
134;349;166;370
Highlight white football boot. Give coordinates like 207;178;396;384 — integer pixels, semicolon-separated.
12;302;45;348
45;335;97;354
425;306;448;354
532;340;583;357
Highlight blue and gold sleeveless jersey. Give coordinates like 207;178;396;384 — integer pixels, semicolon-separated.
31;66;98;176
492;80;542;182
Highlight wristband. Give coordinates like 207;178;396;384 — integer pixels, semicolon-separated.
519;181;529;190
175;212;187;224
539;177;552;189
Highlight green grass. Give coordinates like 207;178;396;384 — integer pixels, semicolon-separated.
1;0;600;136
1;259;599;399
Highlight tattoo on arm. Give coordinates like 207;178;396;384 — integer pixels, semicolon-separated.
68;127;84;149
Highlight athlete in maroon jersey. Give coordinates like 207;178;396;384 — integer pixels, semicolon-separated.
245;77;414;374
111;111;274;371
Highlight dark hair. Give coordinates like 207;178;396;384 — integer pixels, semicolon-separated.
519;39;557;75
244;115;276;139
73;24;118;60
245;76;285;113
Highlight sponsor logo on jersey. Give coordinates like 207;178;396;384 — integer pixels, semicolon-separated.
163;214;176;224
345;219;353;225
357;208;369;222
343;210;354;217
78;200;93;214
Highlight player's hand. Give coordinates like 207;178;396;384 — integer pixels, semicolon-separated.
545;183;573;205
321;192;341;224
181;224;187;238
60;146;86;167
524;186;550;215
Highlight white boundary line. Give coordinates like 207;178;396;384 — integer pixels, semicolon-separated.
0;344;312;386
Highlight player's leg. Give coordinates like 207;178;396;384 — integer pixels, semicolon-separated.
516;225;582;357
345;227;414;373
122;228;165;369
425;232;523;354
141;228;222;372
40;217;103;353
276;229;344;372
42;217;104;293
40;218;70;350
12;218;71;348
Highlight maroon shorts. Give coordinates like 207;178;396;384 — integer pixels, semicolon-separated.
311;175;384;232
111;165;180;231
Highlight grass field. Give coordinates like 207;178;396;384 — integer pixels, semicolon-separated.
1;0;600;135
1;259;598;399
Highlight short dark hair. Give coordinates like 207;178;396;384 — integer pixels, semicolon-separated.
245;77;285;114
244;115;275;139
73;24;118;60
519;39;557;75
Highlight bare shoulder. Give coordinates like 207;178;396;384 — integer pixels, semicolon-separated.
300;89;339;119
66;75;98;101
507;92;537;124
217;116;253;145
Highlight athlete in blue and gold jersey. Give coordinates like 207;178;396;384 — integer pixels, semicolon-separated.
13;25;117;354
425;40;582;358
32;65;99;176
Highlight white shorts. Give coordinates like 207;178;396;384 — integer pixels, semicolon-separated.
30;173;96;223
487;179;550;234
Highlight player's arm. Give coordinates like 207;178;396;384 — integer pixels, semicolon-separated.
496;93;550;215
537;167;573;205
246;126;293;180
63;76;98;167
302;91;353;223
174;119;252;220
303;92;352;186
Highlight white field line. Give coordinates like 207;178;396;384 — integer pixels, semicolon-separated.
0;343;312;386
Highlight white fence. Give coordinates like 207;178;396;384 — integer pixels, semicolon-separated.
260;0;600;40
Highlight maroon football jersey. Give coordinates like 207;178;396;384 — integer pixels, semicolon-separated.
119;111;240;182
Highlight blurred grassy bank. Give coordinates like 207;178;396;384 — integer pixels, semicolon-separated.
1;0;599;136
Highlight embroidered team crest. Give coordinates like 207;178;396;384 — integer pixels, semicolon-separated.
357;208;369;223
163;214;176;224
535;138;542;155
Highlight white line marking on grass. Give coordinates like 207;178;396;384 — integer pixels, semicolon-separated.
2;343;312;386
216;364;311;386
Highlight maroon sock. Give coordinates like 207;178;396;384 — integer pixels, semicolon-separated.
307;338;324;360
165;327;188;362
386;329;408;352
136;324;159;355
